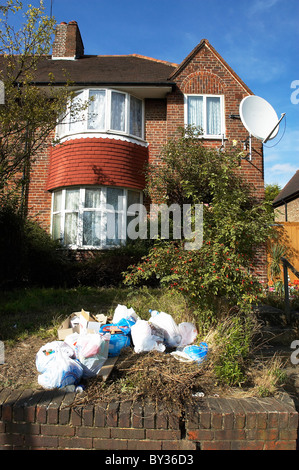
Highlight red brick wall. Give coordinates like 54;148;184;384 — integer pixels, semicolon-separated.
0;389;297;450
47;138;148;192
165;43;265;201
145;98;167;165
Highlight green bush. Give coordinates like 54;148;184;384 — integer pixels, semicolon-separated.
123;127;274;326
212;313;259;386
73;242;155;288
0;201;70;288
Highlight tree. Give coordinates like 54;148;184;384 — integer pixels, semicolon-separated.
264;183;281;220
265;183;281;204
0;1;83;215
124;127;274;326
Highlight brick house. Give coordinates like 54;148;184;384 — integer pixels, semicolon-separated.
24;20;266;278
273;170;299;222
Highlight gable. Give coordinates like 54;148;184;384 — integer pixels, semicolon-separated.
170;39;253;95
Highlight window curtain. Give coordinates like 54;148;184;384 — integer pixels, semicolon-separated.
111;92;126;131
69;91;85;133
130;96;142;137
207;97;221;135
187;96;203;130
64;213;78;245
83;212;102;246
85;188;101;208
88;90;106;130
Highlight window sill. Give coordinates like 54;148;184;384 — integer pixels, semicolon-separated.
58;244;124;250
54;131;148;147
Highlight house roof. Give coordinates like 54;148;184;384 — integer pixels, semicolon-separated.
30;54;177;86
0;38;253;98
273;170;299;207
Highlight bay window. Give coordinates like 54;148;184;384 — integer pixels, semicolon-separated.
57;88;144;140
51;187;143;249
185;94;224;138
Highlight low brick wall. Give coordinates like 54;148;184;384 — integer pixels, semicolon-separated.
0;388;298;450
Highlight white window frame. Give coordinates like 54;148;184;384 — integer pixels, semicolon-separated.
184;94;225;139
51;186;143;249
57;88;145;141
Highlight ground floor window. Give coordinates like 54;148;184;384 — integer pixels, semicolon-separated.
51;186;143;248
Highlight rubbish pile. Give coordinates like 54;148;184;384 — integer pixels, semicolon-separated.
36;305;208;391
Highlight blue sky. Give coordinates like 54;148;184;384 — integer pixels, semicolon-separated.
23;0;299;188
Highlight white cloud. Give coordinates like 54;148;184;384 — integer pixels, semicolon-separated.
269;163;297;173
248;0;281;15
265;161;298;187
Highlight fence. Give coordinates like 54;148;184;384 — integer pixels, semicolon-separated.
268;222;299;284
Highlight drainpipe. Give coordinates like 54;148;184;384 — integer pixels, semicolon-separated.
282;199;288;222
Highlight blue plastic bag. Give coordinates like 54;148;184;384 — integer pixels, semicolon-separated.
183;342;208;364
100;318;132;357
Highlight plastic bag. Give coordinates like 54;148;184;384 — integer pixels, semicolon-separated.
100;319;131;357
112;304;139;326
36;343;83;390
178;322;198;347
75;333;110;377
64;332;110;377
149;310;182;348
171;342;208;364
36;341;75;374
131;319;165;353
183;343;208;364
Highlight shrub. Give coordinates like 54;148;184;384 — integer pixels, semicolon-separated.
0;199;70;288
123;127;274;327
211;313;258;386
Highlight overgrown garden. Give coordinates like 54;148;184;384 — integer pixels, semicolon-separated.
0;1;297;398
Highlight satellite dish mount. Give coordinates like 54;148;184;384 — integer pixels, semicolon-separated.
239;95;285;161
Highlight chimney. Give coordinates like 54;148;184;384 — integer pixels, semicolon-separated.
52;21;84;60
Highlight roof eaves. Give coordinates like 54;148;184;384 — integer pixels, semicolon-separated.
32;80;176;87
273;190;299;207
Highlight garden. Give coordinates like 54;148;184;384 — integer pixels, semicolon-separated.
1;128;298;409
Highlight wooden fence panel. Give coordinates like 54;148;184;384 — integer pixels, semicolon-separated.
268;222;299;283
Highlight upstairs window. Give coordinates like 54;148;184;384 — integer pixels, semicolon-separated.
57;89;144;140
185;94;224;138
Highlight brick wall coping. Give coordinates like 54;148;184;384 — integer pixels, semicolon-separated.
0;387;298;450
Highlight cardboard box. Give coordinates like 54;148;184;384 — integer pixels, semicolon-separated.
57;309;107;340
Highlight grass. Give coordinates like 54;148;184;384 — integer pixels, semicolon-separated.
0;286;194;344
0;286;289;398
0;286;127;344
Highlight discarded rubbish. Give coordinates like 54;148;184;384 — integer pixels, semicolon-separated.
131;319;166;353
57;309;107;340
171;343;208;364
178;322;198;347
36;341;83;390
192;391;205;397
149;310;182;348
112;304;139;325
36;304;207;391
100;317;134;357
65;332;110;378
183;343;208;364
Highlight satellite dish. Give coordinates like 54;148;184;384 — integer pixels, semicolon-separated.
239;95;283;143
